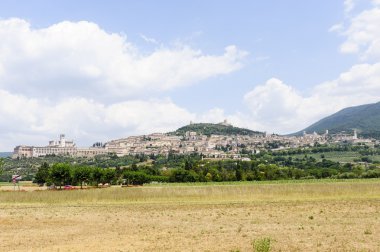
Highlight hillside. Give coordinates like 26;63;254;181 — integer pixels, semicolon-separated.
170;123;264;136
295;102;380;138
0;152;12;158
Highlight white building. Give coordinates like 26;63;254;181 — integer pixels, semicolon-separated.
13;134;111;159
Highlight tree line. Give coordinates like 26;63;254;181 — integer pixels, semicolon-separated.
0;158;4;176
33;154;380;188
34;162;168;189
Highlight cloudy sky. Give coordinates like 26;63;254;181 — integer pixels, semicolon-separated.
0;0;380;150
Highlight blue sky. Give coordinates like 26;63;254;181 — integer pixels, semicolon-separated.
0;0;380;150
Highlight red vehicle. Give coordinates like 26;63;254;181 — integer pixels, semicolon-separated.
64;185;74;190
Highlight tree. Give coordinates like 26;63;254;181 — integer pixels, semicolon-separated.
92;167;104;186
205;172;212;182
236;168;243;181
169;169;198;182
34;162;50;186
131;163;138;171
235;161;244;181
123;171;150;185
73;166;91;189
102;169;116;184
184;159;193;170
0;158;4;176
49;163;71;189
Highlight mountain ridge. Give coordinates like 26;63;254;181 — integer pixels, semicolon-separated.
294;101;380;138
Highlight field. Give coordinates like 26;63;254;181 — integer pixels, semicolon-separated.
286;151;380;163
1;180;380;251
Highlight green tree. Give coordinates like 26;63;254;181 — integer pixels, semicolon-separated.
102;169;116;184
73;166;91;189
184;159;193;170
92;167;104;186
123;171;150;185
131;163;138;171
0;158;4;176
49;163;71;189
34;162;50;186
235;161;244;181
205;172;212;182
236;168;243;181
169;169;198;182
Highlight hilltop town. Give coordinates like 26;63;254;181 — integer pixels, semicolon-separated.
12;120;377;159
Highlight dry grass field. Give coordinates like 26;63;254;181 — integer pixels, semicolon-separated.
1;180;380;251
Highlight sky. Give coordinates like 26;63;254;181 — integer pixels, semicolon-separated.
1;0;380;150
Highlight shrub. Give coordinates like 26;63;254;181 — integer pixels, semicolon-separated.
252;237;272;252
361;169;380;178
337;172;357;179
123;171;151;185
169;169;199;182
149;175;169;183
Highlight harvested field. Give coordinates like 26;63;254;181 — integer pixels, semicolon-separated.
1;180;380;251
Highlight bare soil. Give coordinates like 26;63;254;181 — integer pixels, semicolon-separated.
1;199;379;251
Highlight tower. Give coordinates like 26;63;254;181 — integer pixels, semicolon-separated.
60;134;66;147
353;130;358;140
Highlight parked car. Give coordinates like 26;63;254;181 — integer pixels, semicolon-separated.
64;185;74;190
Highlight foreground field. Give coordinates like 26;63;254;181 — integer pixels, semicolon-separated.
1;180;380;251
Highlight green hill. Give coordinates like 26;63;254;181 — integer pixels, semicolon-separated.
170;123;264;136
295;102;380;138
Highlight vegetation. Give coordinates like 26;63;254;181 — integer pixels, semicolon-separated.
296;101;380;138
170;123;264;136
2;143;380;184
0;153;142;182
0;158;3;176
34;162;49;185
30;162;168;187
252;237;272;252
49;163;71;189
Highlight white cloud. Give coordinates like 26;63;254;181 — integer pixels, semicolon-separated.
0;18;247;100
0;18;248;150
195;108;226;124
339;7;380;59
237;1;380;134
242;79;310;133
4;1;380;151
329;23;344;33
242;62;380;134
0;89;196;150
140;34;159;44
344;0;355;14
244;78;302;121
104;99;195;134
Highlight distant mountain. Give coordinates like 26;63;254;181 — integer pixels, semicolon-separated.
295;102;380;138
0;152;12;158
170;122;264;136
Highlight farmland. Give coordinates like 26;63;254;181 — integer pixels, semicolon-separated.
284;151;380;163
1;180;380;251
